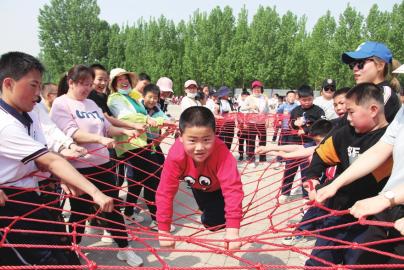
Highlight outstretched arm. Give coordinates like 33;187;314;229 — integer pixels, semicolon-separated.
316;140;393;204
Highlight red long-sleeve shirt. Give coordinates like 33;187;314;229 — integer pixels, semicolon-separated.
156;138;243;231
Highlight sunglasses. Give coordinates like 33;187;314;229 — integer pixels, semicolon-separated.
323;86;335;92
348;58;374;70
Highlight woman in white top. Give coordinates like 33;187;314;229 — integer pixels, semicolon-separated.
244;80;269;163
180;79;201;112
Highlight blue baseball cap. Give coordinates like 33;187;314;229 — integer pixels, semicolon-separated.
342;41;392;64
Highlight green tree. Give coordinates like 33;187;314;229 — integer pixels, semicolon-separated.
306;11;337;89
226;6;250;88
388;2;404;63
245;6;280;87
364;4;390;42
38;0;109;81
332;5;364;88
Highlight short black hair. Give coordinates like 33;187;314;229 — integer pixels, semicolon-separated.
0;52;45;92
179;106;216;133
309;119;333;137
297;85;314;98
195;91;205;101
143;83;160;98
90;63;108;73
333;87;350;98
286;90;296;96
138;72;151;82
346;83;384;107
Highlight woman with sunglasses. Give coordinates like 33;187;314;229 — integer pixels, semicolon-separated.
342;41;401;123
314;78;339;120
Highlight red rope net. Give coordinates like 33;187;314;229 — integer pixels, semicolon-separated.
1;113;403;269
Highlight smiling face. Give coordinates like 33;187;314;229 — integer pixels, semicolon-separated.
92;69;109;93
180;126;216;165
68;76;93;101
115;74;131;90
143;91;159;109
2;69;42;113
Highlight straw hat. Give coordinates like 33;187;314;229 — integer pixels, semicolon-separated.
109;68;139;92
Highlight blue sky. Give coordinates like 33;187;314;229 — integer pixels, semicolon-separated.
0;0;400;56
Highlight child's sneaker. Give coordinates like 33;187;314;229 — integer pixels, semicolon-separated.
278;194;289;203
101;230;114;243
125;212;145;224
117;249;143;266
273;162;283;170
282;235;306;246
149;220;176;233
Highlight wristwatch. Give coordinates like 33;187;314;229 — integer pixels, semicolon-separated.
380;190;396;207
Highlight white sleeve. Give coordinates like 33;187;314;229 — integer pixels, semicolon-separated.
381;106;404;145
34;104;73;152
0;124;48;164
181;98;192;112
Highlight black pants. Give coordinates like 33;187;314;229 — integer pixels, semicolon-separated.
69;161;128;248
192;188;226;231
0;187;80;266
352;206;404;268
123;147;161;220
281;158;309;196
305;215;367;266
272;126;280;142
238;129;248;156
218;121;235;150
246;123;267;160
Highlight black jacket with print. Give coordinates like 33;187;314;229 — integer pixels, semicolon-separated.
308;125;392;210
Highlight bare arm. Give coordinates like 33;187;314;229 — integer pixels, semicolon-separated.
280;146;316;159
105;113;145;130
35;152;114;212
72;129;115;148
316;140;393;203
106;126;140;138
256;144;304;155
325;140;391;189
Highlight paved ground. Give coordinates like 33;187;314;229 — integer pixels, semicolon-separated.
72;104;315;269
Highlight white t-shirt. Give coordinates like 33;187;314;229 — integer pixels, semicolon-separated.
180;96;201;113
381;105;404;191
245;95;269;114
50;95;111;168
0;101;48;188
314;96;338;120
31;103;74;153
219;99;231;113
205;98;216;113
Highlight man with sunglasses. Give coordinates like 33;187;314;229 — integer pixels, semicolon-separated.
314;78;339;120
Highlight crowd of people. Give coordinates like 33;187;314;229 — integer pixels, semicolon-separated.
0;40;404;268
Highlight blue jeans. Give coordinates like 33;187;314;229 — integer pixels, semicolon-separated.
305;215;367;266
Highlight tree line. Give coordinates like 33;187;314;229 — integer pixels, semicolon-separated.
38;0;404;94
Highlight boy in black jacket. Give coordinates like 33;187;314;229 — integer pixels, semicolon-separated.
304;83;393;266
279;85;325;201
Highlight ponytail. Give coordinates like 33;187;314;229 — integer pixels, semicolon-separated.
388;59;402;93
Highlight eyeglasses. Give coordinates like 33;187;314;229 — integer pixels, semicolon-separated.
323;87;335;92
348;58;374;70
